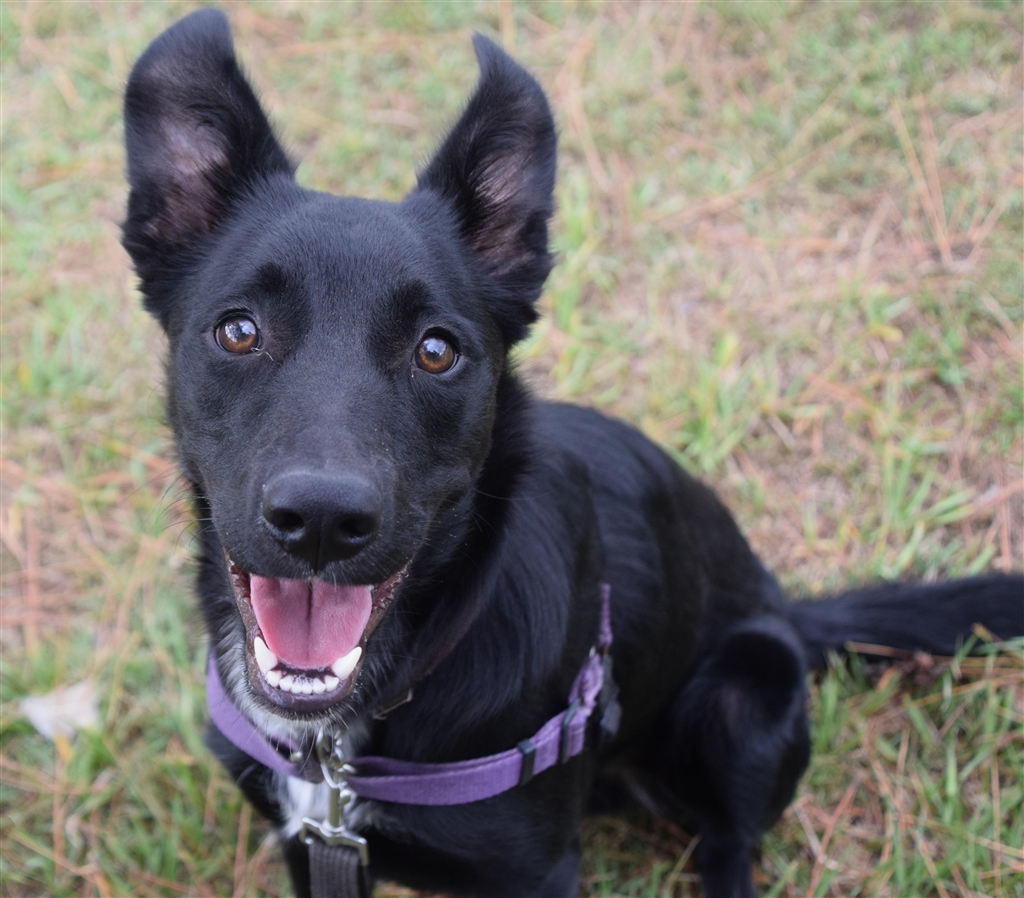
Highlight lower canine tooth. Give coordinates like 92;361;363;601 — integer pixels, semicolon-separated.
324;675;340;691
331;646;362;681
265;668;282;687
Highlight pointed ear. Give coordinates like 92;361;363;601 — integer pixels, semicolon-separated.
415;35;557;342
122;9;292;314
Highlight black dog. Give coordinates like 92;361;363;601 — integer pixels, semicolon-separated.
122;11;1022;898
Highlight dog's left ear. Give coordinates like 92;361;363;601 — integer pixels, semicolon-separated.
414;35;557;342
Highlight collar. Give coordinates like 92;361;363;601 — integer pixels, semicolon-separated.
207;584;617;806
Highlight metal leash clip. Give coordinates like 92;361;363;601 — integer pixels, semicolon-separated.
300;729;369;866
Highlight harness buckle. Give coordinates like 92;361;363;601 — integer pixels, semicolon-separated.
373;687;414;721
299;729;369;866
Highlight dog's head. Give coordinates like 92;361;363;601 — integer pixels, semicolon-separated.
122;10;556;723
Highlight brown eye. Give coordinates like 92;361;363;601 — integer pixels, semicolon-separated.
415;334;457;374
215;316;260;354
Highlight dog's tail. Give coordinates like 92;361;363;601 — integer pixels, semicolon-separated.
788;573;1024;669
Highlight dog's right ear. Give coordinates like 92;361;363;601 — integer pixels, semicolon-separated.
414;36;557;344
122;9;292;320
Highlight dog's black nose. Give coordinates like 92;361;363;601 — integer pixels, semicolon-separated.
261;470;381;570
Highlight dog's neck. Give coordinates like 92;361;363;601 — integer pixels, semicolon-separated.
370;367;537;687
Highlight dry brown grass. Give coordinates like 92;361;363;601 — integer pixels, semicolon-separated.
2;2;1021;896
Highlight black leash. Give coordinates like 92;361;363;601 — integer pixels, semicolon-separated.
309;840;370;898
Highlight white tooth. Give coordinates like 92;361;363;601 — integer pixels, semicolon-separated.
299;680;314;695
312;678;326;694
279;674;295;692
254;637;278;674
324;675;340;691
265;669;282;688
331;646;362;681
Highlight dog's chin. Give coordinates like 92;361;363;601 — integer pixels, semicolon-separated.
226;558;409;715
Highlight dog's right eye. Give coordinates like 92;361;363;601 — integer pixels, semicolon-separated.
415;333;458;374
215;316;260;354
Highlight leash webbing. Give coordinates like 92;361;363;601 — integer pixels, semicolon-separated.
309;839;369;898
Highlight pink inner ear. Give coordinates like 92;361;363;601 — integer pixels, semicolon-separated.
157;119;231;237
249;576;372;670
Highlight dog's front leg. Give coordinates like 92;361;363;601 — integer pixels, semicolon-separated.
527;841;581;898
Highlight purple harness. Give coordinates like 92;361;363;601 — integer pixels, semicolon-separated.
207;584;617;806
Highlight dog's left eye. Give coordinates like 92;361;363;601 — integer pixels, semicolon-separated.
215;316;260;354
415;333;458;374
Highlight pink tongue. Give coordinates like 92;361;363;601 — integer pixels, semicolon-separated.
249;576;372;670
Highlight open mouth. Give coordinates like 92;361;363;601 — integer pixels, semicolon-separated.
228;559;408;711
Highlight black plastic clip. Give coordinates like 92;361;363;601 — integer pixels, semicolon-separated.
373;687;414;721
598;655;621;746
517;738;537;785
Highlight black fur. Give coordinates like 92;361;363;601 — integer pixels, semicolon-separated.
123;12;1024;897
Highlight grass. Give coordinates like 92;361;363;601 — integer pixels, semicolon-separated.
1;1;1021;896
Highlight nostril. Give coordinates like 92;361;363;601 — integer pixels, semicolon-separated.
265;507;305;536
337;512;378;542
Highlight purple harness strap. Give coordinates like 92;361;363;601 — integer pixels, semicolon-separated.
206;657;307;777
207;584;614;806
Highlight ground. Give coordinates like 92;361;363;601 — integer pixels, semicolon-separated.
1;2;1021;896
